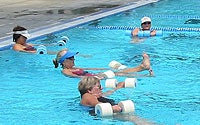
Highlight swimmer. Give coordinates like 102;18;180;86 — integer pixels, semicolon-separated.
78;76;157;124
53;49;154;78
131;16;156;37
78;76;125;115
12;25;58;54
12;26;36;53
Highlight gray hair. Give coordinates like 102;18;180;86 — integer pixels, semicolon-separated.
78;76;100;97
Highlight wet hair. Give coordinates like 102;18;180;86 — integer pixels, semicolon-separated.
78;76;100;97
53;48;68;68
13;26;27;42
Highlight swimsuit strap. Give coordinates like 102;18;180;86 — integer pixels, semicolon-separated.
98;97;116;106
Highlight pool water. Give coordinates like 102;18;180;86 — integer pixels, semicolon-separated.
1;0;200;125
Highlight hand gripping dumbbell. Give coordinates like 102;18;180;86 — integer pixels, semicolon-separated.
95;100;135;117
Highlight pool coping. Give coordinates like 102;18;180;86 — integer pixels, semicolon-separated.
0;0;159;51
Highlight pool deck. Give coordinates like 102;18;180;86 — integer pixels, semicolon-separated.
0;0;159;50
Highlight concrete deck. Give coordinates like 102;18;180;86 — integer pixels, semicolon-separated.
0;0;139;38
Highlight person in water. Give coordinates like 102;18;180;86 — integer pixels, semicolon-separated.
12;26;36;53
78;76;157;124
131;16;156;36
53;49;154;78
78;76;124;115
12;25;58;54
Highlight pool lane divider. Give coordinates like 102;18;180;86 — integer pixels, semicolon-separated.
91;26;200;32
134;14;200;19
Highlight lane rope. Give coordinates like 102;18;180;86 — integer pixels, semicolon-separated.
90;26;200;32
133;14;200;19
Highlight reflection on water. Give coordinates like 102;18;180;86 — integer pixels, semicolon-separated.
162;33;200;41
88;20;101;26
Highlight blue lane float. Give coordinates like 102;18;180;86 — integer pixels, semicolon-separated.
125;30;163;37
138;30;163;37
139;31;150;37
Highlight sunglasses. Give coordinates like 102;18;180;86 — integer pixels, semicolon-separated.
142;22;151;25
66;56;75;61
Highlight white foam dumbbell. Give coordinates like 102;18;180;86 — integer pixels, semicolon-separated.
95;103;113;117
105;78;118;88
105;78;137;88
95;100;135;117
109;60;122;69
124;78;137;88
109;60;127;70
118;100;135;114
118;65;128;70
102;70;115;78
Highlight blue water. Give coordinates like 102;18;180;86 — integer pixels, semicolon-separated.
1;0;200;125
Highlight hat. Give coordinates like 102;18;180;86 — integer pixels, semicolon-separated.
14;30;31;39
59;51;79;63
141;17;151;24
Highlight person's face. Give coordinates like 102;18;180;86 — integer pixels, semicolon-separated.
63;56;75;68
141;21;151;30
89;82;103;98
17;35;27;45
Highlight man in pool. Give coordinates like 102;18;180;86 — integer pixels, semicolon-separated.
53;49;154;78
131;16;156;36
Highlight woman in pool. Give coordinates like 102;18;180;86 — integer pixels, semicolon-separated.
78;76;124;115
130;17;158;43
53;49;154;78
12;25;59;54
131;16;156;36
12;26;36;53
78;76;156;124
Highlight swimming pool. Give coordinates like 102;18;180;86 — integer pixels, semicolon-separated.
1;0;200;125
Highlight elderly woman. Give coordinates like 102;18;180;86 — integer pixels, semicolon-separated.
131;16;156;36
12;25;58;54
78;76;157;125
12;26;36;53
78;76;124;115
53;49;154;78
